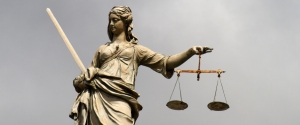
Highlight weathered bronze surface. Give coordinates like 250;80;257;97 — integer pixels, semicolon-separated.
166;100;188;110
207;101;229;111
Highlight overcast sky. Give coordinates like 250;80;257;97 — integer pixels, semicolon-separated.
1;0;300;125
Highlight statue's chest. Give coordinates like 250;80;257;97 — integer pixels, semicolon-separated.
99;45;135;63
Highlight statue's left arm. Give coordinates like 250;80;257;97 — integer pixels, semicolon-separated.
166;46;213;70
137;45;212;79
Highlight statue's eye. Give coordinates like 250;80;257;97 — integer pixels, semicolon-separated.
113;18;119;22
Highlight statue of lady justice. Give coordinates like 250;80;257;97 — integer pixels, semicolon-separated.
69;6;213;125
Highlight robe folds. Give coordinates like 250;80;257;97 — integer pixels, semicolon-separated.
69;43;174;125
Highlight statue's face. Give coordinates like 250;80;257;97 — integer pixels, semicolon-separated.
109;14;125;35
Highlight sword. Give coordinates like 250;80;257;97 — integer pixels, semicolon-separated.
46;8;86;72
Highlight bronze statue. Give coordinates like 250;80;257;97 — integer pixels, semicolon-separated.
48;6;213;125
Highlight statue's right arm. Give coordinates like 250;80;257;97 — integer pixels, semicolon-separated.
73;45;104;93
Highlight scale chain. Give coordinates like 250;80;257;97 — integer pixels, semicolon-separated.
220;78;228;103
178;77;183;102
168;75;184;102
213;77;228;103
169;76;179;101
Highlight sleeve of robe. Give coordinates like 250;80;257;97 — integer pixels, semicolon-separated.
135;45;174;79
89;45;105;68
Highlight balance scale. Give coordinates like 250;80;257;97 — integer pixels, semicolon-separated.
166;53;229;111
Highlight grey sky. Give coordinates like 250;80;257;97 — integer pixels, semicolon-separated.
1;0;300;124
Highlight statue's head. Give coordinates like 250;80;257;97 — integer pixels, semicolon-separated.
108;6;138;43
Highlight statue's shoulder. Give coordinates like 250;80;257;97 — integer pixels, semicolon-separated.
104;42;112;46
134;44;149;49
134;44;147;51
99;42;113;49
93;43;109;53
133;44;155;55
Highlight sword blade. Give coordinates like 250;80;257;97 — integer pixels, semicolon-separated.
46;8;86;72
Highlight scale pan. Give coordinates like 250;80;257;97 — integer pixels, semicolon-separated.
207;101;229;111
166;100;188;110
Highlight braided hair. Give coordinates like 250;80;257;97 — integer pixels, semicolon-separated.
107;6;138;44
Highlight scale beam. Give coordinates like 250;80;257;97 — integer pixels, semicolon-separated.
175;69;225;74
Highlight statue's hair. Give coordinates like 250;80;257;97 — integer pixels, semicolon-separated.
107;6;138;44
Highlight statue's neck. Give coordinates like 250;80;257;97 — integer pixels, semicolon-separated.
112;32;127;44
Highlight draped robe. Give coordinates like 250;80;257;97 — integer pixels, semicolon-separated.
69;43;174;125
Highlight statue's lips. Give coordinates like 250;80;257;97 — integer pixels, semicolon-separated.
110;26;116;31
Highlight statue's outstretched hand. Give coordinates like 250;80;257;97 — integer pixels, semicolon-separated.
192;46;213;55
